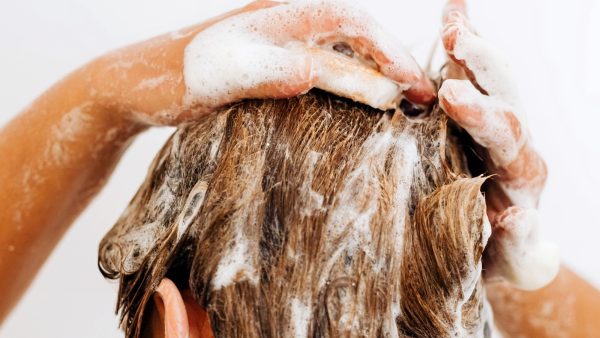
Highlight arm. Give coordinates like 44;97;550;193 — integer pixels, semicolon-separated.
0;0;434;323
0;60;140;322
487;266;600;337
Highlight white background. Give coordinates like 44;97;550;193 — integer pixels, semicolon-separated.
1;1;598;337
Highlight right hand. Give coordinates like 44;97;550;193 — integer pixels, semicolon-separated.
91;0;435;126
438;0;559;290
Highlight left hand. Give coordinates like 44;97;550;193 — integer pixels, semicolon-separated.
92;0;436;127
438;0;559;290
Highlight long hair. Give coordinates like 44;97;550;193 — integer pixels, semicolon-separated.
98;90;491;337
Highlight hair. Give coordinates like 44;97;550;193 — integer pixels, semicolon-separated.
98;90;491;338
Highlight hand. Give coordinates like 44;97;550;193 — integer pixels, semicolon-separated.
91;0;435;126
438;0;559;290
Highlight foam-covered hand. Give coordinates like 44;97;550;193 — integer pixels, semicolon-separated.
94;0;435;126
438;0;559;290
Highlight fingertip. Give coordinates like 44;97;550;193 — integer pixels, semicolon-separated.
404;72;436;105
442;13;474;55
379;58;421;90
443;0;467;21
439;79;483;127
448;0;466;9
493;206;523;229
274;52;315;98
438;90;460;121
442;23;460;54
438;79;463;109
289;52;316;95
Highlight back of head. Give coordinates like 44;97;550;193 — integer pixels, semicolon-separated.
99;91;490;338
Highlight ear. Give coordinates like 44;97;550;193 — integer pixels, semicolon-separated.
152;278;213;338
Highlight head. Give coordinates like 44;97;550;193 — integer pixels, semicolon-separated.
99;90;491;337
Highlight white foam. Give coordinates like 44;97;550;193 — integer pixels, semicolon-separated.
482;212;492;249
499;184;537;210
118;221;160;273
494;209;560;290
452;262;481;337
184;30;308;108
175;180;208;240
183;0;417;111
299;150;326;216
382;299;401;338
320;129;394;284
46;105;91;164
477;96;526;167
451;24;521;110
439;80;525;166
318;122;419;288
388;133;419;258
446;16;531;167
290;298;312;338
450;207;492;337
310;48;400;110
482;297;503;338
212;223;259;290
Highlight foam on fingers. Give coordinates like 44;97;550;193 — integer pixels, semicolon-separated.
439;79;484;128
310;48;401;110
444;11;521;109
439;79;525;167
183;0;431;111
184;32;313;109
485;207;560;290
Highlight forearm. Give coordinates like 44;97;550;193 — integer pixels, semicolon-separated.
0;12;245;323
487;265;600;337
0;64;142;323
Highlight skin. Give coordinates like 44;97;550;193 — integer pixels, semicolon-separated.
0;0;598;337
147;279;213;338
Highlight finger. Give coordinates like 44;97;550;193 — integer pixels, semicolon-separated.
252;1;435;104
248;47;405;111
184;38;314;109
439;79;547;207
483;207;559;290
404;70;437;105
310;48;401;110
444;0;466;17
439;79;525;166
496;142;548;209
243;49;314;100
441;9;518;104
443;0;469;28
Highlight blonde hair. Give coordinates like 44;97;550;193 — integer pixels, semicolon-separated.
99;91;490;337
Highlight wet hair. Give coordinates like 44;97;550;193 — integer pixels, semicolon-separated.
98;90;491;338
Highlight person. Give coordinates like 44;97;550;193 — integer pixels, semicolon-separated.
0;0;598;337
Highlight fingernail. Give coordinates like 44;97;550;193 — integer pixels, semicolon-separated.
404;73;436;105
